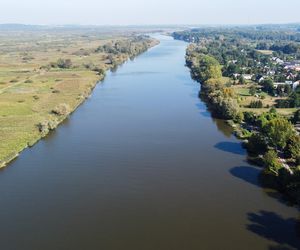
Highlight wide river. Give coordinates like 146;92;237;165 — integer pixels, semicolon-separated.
0;35;299;250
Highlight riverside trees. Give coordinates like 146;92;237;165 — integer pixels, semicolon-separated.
185;38;300;205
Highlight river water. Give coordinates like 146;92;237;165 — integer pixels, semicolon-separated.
0;35;299;250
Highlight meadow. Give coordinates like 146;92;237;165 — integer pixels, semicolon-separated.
0;28;157;167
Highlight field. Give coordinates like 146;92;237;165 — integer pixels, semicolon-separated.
232;84;296;117
0;29;157;167
256;49;273;55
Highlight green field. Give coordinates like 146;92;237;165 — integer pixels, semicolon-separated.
0;30;158;167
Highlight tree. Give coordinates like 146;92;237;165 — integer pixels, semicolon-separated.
243;111;256;125
223;63;239;77
238;75;246;84
196;54;222;83
293;109;300;123
249;86;256;96
261;79;274;95
284;135;300;159
220;98;239;119
263;118;295;149
289;87;300;108
263;150;282;176
249;100;263;108
283;43;299;54
247;133;268;155
57;59;72;69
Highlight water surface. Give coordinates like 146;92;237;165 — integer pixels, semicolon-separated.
0;35;299;250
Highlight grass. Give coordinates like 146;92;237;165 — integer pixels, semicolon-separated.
256;49;273;55
0;30;158;167
232;84;295;116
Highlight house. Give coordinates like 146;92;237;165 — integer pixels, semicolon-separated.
267;70;276;76
284;61;300;71
242;74;253;80
271;57;284;65
286;73;297;80
273;82;286;89
273;81;300;90
258;76;266;83
233;73;240;79
293;80;300;90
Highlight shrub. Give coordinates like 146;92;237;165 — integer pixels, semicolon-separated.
263;150;282;176
52;103;70;116
275;99;291;108
249;100;263;108
56;59;72;69
246;133;268;155
284;135;300;159
234;111;244;123
263;117;295;149
243;111;256;125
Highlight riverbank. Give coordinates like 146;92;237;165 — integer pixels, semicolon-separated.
0;31;159;168
1;34;299;250
184;44;300;206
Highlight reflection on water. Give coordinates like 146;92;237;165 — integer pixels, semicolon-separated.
212;118;234;137
0;34;298;250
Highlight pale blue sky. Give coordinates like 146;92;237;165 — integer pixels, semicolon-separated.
1;0;300;25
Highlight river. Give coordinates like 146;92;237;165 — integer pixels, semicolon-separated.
0;34;299;250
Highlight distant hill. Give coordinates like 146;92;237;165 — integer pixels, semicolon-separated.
0;23;46;31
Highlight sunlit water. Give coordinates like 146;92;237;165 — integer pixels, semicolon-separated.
0;35;299;250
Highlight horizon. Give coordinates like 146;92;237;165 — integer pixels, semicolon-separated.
1;22;300;27
1;0;300;26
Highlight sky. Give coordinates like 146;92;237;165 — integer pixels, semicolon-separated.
1;0;300;25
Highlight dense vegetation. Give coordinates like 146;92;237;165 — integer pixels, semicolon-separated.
176;27;300;206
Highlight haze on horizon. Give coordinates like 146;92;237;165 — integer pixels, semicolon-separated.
1;0;300;26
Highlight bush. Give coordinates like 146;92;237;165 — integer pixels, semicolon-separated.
263;150;282;176
249;100;263;108
263;117;295;149
275;99;291;108
234;111;244;123
56;59;72;69
220;98;239;119
52;103;70;116
246;133;268;155
243;111;256;125
284;135;300;159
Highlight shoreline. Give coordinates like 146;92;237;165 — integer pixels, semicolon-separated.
0;39;159;169
185;49;300;207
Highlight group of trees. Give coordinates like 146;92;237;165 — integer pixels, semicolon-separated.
254;78;300;108
243;109;300;203
47;58;73;69
249;100;263;108
185;38;300;205
95;36;153;58
173;27;300;44
186;49;240;120
270;43;299;54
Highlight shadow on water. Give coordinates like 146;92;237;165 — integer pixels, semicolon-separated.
230;165;300;209
230;166;262;187
214;141;245;155
247;210;300;250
